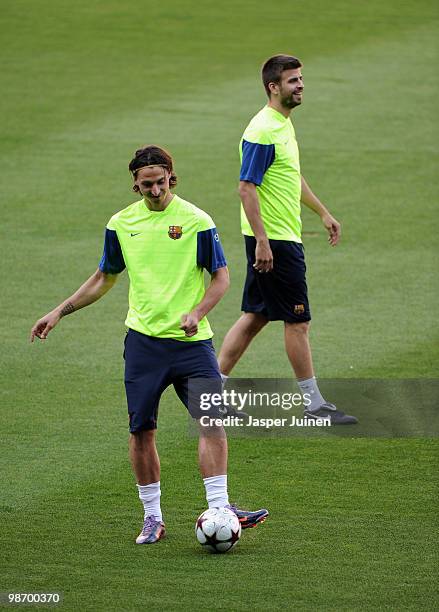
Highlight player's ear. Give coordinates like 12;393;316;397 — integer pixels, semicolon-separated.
268;82;279;96
132;184;140;193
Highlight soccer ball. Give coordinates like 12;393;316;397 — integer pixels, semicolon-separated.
195;507;241;553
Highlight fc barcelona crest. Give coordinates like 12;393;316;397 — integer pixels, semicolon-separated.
294;304;305;315
168;225;183;240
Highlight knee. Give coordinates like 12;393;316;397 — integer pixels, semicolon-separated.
285;321;310;335
130;429;156;450
242;313;269;336
198;423;227;439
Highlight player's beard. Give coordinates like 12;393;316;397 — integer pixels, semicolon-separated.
280;87;303;109
281;94;302;109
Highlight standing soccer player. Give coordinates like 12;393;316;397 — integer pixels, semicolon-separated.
30;145;268;544
219;55;357;424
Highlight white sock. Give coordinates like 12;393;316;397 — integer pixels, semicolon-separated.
137;481;162;522
220;373;229;389
297;376;325;412
203;474;229;508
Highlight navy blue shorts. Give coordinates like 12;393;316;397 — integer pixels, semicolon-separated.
241;236;311;323
124;329;222;432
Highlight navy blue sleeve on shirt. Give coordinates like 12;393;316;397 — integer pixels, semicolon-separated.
99;228;126;274
197;228;227;274
240;140;275;185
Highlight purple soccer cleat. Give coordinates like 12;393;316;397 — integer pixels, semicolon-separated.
227;504;269;529
135;515;166;544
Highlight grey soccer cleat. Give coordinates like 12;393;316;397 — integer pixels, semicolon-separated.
222;405;249;419
304;402;358;425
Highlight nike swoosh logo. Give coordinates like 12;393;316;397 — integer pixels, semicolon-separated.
130;232;141;237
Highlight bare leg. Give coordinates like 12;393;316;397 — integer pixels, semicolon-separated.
198;424;228;478
218;313;268;375
129;430;160;485
284;321;314;380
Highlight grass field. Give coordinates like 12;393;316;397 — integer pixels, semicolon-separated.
1;0;438;610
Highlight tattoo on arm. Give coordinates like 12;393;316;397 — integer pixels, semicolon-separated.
60;302;75;317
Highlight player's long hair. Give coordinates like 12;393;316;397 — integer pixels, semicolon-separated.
129;145;178;188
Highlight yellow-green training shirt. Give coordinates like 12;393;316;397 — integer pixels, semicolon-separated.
239;105;302;242
99;194;227;341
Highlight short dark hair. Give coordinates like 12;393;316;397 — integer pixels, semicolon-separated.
129;145;177;187
262;54;302;97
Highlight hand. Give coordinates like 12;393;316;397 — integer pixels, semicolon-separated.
321;213;341;246
253;238;273;273
180;311;200;337
30;310;61;342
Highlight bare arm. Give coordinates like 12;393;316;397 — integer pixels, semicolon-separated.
239;181;273;272
30;268;118;341
180;267;230;338
301;175;341;246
